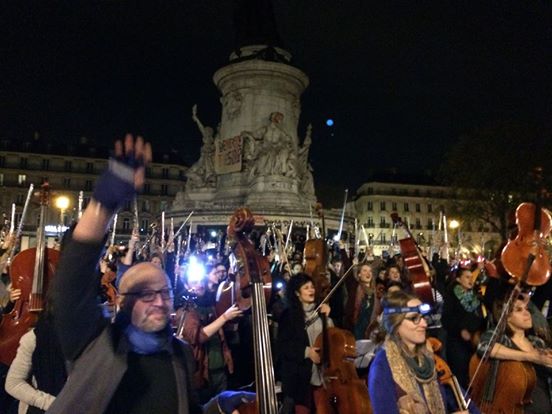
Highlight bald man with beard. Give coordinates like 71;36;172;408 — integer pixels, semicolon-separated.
49;135;252;414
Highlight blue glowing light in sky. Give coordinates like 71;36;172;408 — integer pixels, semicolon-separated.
326;119;334;127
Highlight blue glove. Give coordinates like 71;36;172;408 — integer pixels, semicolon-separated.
92;153;143;213
217;391;256;413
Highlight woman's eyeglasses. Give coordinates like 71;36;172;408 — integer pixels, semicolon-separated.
403;314;426;324
122;288;174;302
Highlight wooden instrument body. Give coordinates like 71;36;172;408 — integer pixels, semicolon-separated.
304;238;331;303
469;354;536;414
501;202;551;286
313;327;372;414
0;247;59;365
398;237;434;305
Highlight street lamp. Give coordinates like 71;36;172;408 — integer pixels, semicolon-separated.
448;219;461;258
55;195;70;229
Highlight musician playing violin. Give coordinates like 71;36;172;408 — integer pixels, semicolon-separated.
369;291;477;414
476;294;552;413
277;273;332;414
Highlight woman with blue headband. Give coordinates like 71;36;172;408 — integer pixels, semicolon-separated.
368;290;477;414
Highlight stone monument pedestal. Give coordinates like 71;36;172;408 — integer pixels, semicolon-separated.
246;175;301;208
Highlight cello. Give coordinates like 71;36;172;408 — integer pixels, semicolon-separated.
304;203;331;303
227;208;277;414
0;182;60;365
313;321;373;414
390;213;435;305
468;169;551;413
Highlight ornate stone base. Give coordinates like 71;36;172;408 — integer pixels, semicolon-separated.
246;175;301;208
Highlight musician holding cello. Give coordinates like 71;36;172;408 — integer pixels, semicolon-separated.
277;273;332;414
369;290;477;414
472;293;552;413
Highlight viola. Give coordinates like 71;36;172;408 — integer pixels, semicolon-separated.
428;337;469;411
0;182;60;365
390;213;434;305
227;207;277;413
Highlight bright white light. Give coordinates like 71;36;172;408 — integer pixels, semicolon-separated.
333;235;340;242
210;230;217;238
187;256;205;283
55;196;70;210
276;281;284;290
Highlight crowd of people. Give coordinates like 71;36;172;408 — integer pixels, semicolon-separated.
1;135;551;414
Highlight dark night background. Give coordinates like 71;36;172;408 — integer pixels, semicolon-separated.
2;1;551;205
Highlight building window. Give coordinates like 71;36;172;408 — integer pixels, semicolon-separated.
380;216;387;228
0;173;3;186
392;202;397;211
427;204;433;213
367;217;374;227
415;218;421;229
122;217;130;231
162;168;169;178
381;233;387;244
380;201;386;211
16;194;24;204
18;174;26;185
63;178;71;188
404;203;409;212
86;162;94;173
20;157;28;168
144;183;151;194
367;187;374;195
141;218;149;232
42;159;50;170
0;156;5;167
160;200;168;211
367;201;373;211
65;161;72;171
161;184;168;195
414;189;420;196
85;180;93;191
142;200;150;212
427;218;433;229
415;203;421;213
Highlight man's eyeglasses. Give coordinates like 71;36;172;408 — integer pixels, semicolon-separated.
122;288;174;302
403;314;427;324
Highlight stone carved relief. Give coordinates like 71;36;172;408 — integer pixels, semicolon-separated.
242;112;297;179
222;90;243;120
186;105;217;190
297;124;315;196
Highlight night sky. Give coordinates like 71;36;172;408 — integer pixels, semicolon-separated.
2;1;551;204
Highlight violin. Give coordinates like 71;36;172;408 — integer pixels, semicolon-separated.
227;208;277;413
0;182;60;365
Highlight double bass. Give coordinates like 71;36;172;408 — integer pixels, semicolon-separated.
0;182;60;365
227;208;277;413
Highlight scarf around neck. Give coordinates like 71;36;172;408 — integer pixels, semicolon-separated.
384;337;445;414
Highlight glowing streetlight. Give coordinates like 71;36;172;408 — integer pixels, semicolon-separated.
55;195;70;229
449;219;460;230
